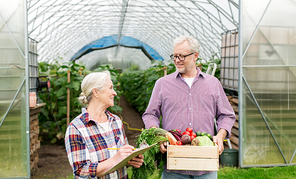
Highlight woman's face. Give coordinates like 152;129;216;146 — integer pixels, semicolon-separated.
97;78;117;107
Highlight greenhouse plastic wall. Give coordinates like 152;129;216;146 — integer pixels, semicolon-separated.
0;0;30;178
239;0;296;167
220;29;239;92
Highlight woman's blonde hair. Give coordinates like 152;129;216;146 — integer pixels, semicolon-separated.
78;71;111;105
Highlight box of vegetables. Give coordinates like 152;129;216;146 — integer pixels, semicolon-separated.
132;127;219;179
166;128;219;171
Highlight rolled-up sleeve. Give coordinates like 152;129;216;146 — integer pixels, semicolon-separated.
65;125;97;178
142;80;162;129
215;79;236;139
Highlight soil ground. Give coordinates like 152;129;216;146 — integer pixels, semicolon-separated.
31;96;145;179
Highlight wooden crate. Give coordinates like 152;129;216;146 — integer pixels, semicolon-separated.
167;145;219;171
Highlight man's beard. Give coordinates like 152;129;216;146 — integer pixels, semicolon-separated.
177;66;186;74
176;62;194;74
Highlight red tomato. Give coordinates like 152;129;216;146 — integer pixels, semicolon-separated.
186;127;193;134
182;131;190;135
191;132;197;138
176;141;183;145
190;135;195;141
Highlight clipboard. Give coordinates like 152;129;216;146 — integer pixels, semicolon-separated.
102;143;157;176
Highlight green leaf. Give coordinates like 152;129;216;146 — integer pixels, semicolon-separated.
69;81;80;91
59;106;67;116
56;132;64;140
56;87;66;98
50;138;57;144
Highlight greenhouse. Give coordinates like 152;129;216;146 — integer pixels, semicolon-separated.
0;0;295;178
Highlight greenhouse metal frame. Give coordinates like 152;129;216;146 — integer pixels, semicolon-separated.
239;0;296;168
0;0;296;178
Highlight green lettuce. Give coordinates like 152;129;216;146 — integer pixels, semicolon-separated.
196;136;215;146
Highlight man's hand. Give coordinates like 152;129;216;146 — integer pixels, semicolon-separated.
213;129;227;155
159;141;167;153
128;154;144;168
150;126;167;153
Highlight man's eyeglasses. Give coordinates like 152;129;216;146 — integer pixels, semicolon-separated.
170;52;195;61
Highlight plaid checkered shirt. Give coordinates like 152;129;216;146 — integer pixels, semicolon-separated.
65;108;128;179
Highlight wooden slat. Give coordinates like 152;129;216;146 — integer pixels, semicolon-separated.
167;158;219;171
233;120;239;129
224;139;239;149
230;135;239;146
231;98;238;105
30;108;41;116
231;127;239;137
232;105;238;113
29;103;46;116
167;145;219;159
230;143;239;150
235;114;239;121
226;95;240;150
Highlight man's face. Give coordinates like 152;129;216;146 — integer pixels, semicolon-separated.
173;41;197;75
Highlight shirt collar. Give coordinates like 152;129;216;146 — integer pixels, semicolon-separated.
80;108;115;125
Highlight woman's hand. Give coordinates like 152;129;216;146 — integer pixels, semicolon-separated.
127;154;144;168
97;145;135;177
113;145;134;164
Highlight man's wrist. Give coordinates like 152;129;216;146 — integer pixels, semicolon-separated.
217;129;227;139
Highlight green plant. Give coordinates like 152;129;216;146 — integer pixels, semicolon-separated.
119;58;222;115
119;61;175;114
38;60;121;144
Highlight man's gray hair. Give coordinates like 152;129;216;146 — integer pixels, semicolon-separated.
173;36;200;53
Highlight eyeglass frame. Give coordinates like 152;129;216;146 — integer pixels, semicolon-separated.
170;52;195;61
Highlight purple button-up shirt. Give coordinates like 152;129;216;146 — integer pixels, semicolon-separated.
142;67;235;176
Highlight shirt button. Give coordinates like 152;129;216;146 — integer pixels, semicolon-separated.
189;123;192;125
189;108;191;110
189;93;191;95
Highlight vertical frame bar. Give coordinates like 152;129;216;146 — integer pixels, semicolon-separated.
238;0;243;168
25;0;31;177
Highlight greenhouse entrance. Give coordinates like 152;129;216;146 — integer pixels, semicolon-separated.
0;0;296;178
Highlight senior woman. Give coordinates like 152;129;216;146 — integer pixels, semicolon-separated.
65;71;144;179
